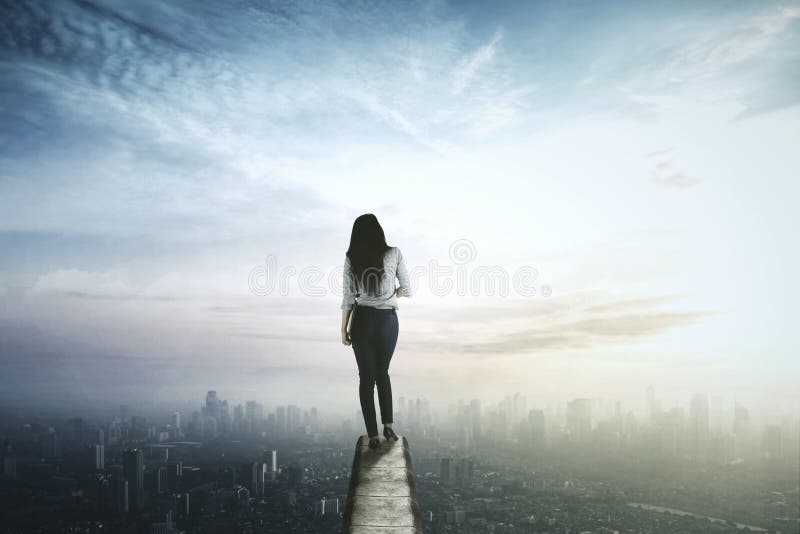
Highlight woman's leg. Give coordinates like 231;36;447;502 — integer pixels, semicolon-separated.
351;313;379;438
374;311;399;427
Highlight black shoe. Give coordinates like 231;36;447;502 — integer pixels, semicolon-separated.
383;426;398;441
368;436;381;450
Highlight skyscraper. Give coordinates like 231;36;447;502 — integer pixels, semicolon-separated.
470;399;482;444
528;409;546;450
440;457;454;484
205;391;220;419
123;449;145;511
690;394;710;462
265;449;277;474
287;405;301;433
277;406;287;433
94;444;105;470
566;399;592;442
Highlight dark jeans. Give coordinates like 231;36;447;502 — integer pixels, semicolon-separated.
350;304;399;437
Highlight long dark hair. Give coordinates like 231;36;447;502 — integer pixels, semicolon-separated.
346;213;391;296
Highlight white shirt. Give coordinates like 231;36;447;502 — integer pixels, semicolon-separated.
341;246;412;310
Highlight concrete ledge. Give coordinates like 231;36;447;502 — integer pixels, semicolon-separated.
342;435;423;534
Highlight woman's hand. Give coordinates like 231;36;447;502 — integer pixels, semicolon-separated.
341;309;352;346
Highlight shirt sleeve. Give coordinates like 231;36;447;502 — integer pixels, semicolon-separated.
341;255;357;310
395;247;412;297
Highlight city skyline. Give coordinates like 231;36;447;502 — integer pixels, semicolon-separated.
1;387;796;531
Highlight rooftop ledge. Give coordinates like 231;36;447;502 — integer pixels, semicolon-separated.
341;435;423;534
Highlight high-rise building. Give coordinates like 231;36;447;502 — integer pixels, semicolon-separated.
528;409;546;449
313;497;339;515
765;425;783;461
440;457;454;484
94;444;105;470
245;401;264;423
566;399;592;442
205;391;220;418
470;399;482;443
175;492;189;517
690;394;710;462
512;392;527;421
277;406;287;433
251;461;265;496
108;465;128;514
646;385;656;422
455;457;473;485
287;405;301;433
157;466;169;494
265;449;277;473
123;449;145;511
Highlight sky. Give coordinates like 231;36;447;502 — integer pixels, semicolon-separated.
0;0;798;416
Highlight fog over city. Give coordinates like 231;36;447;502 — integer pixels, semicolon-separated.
0;1;799;531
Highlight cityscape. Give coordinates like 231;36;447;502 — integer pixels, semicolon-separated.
0;388;797;533
2;0;799;532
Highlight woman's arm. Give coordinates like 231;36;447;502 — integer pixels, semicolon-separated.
341;309;352;346
395;248;412;298
341;255;355;346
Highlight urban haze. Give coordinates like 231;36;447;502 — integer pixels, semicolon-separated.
1;0;798;533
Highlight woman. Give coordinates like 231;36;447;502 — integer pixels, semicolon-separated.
340;214;412;450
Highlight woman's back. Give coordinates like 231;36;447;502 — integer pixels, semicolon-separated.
342;246;411;310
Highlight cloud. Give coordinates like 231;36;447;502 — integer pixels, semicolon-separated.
697;5;800;69
212;291;712;358
404;293;714;358
616;4;800;117
651;160;700;188
452;29;504;96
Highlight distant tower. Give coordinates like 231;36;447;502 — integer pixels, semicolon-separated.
314;496;339;515
690;394;710;462
175;492;189;517
287;405;301;433
123;449;145;511
265;449;277;474
566;399;592;442
205;391;220;419
94;444;105;470
157;466;169;494
470;399;482;444
251;461;264;495
439;457;454;484
277;406;287;433
646;385;655;421
528;409;546;450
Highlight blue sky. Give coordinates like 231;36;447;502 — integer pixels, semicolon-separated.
1;0;798;413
